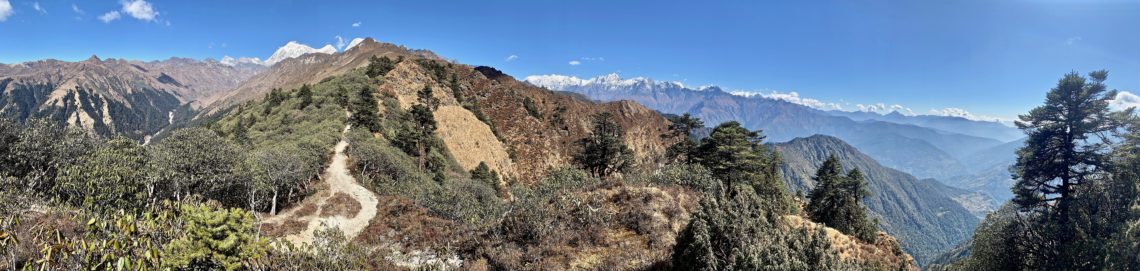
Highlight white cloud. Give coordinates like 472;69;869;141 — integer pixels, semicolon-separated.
568;60;581;66
767;91;824;108
581;57;605;61
120;0;157;21
98;11;120;23
32;2;45;14
1066;36;1082;45
505;55;518;62
928;107;1011;123
1110;91;1140;111
72;4;83;14
931;107;972;118
0;0;12;22
334;35;346;50
220;56;264;66
352;21;361;27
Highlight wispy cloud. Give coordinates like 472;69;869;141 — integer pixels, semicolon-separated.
505;55;518;62
581;57;605;61
32;2;45;14
72;4;83;14
0;0;13;22
1110;91;1140;111
568;60;581;66
1066;36;1082;46
98;11;120;23
730;88;1018;122
927;107;1011;123
352;21;361;27
98;1;162;24
334;35;347;50
120;0;157;21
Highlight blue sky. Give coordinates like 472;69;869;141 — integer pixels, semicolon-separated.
1;0;1139;121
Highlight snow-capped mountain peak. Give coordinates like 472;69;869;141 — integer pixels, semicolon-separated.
219;56;265;66
345;38;367;51
263;41;338;66
524;73;687;92
316;44;337;54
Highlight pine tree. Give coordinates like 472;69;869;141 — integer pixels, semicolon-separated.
470;161;499;186
663;113;704;164
348;86;381;132
408;85;437;170
572;112;634;179
162;202;267;270
296;84;313;109
672;218;718;271
693;121;787;210
806;154;878;242
365;56;397;78
1011;70;1125;268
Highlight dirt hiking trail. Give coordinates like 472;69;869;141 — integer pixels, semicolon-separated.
263;122;379;245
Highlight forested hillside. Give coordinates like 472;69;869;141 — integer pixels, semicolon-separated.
773;135;980;265
0;56;261;141
0;39;921;270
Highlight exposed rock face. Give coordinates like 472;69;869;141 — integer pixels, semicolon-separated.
378;61;673;182
0;57;261;139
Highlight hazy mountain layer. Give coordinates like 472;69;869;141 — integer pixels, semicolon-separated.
772;135;980;265
527;74;1004;180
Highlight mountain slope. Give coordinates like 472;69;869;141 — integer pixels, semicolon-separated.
527;74;1001;180
940;138;1024;203
205;39;672;183
0;56;261;140
772;135;980;265
203;38;441;112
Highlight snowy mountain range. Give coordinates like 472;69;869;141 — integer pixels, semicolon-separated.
525;73;701;93
220;38;366;67
263;41;337;65
526;73;1020;179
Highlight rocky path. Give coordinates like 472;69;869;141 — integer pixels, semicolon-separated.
263;122;379;244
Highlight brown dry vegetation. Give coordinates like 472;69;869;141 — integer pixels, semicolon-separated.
784;215;919;270
261;218;308;237
377;60;674;183
473;182;698;270
320;192;362;218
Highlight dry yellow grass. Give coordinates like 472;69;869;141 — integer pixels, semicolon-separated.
783;215;919;270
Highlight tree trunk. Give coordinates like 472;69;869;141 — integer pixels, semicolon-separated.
271;190;279;215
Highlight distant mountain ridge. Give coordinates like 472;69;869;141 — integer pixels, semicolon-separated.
526;73;1005;180
826;110;1022;142
201;38;443;113
0;56;262;140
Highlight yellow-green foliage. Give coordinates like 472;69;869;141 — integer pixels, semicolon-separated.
0;201;268;271
162;202;267;270
56;137;151;211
